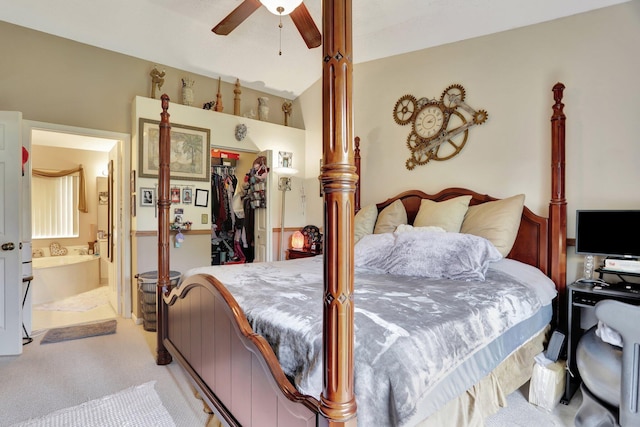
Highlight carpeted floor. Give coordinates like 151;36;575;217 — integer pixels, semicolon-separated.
2;310;579;427
0;317;214;427
9;382;175;427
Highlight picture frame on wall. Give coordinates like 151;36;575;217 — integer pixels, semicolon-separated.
182;187;193;204
195;189;209;207
138;118;211;181
140;187;155;206
170;187;181;204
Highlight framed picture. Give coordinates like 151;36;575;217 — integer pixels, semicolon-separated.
278;151;293;168
138;118;211;181
182;187;193;204
140;187;155;206
195;189;209;207
98;191;109;205
170;187;181;204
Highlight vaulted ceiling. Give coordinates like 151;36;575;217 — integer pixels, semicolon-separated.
0;0;628;98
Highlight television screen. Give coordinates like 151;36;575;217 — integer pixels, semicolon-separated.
576;210;640;258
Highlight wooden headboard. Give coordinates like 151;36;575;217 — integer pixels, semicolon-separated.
375;189;549;275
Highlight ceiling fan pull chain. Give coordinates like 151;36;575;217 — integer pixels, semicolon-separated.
278;7;284;56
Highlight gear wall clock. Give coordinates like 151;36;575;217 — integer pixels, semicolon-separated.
393;84;488;170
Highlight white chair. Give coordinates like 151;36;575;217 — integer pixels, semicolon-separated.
575;299;640;427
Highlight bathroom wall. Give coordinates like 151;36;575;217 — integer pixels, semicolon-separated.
30;145;108;252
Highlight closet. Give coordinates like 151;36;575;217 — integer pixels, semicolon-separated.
210;149;258;265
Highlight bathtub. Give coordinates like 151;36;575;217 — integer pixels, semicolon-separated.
32;253;101;305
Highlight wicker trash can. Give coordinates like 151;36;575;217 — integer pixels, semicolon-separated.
136;270;181;332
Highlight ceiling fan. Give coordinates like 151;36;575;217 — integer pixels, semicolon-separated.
212;0;321;49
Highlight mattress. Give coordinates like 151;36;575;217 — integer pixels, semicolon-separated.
182;257;556;426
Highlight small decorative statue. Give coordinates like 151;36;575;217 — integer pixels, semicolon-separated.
282;101;292;126
181;77;195;106
149;66;165;99
202;100;216;110
258;97;269;121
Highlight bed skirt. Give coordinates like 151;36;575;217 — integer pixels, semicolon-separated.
417;325;549;427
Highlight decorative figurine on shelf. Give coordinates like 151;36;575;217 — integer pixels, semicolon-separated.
282;101;292;126
258;97;269;121
234;78;242;116
214;77;224;112
149;66;165;99
203;100;216;110
181;77;195;106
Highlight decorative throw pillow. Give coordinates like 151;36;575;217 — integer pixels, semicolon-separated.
413;195;472;232
373;199;407;234
354;204;379;244
460;194;525;257
49;242;68;256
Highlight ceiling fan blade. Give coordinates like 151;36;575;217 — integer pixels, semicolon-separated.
290;3;322;49
212;0;262;35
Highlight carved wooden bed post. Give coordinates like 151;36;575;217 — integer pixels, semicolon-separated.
156;94;172;365
549;82;567;325
320;0;358;425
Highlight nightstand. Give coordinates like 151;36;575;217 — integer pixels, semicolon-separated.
562;279;640;404
287;249;322;260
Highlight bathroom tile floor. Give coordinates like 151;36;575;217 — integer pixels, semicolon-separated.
31;286;117;332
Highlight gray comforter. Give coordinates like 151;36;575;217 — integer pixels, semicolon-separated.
183;255;555;426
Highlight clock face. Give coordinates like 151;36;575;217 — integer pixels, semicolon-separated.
414;105;445;140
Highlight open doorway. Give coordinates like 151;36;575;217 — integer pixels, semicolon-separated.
23;121;131;332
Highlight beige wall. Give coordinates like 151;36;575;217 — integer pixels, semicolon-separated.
0;21;304;134
299;2;640;283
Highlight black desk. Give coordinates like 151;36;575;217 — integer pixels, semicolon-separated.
561;280;640;404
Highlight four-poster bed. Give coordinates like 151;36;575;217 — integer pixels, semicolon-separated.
152;81;567;426
151;3;567;426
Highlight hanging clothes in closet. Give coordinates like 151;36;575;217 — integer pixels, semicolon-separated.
211;165;237;264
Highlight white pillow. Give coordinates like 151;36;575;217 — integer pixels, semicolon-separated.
354;204;379;244
413;195;472;232
460;194;525;257
373;199;407;234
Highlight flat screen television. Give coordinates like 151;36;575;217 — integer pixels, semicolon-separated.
575;210;640;259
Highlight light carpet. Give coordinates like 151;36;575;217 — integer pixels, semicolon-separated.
10;381;175;427
486;389;570;426
35;286;110;312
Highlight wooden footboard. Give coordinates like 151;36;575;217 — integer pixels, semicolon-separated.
161;274;320;427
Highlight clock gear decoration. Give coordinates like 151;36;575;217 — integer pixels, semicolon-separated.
393;84;488;170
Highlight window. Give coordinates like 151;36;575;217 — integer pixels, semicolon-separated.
32;174;79;239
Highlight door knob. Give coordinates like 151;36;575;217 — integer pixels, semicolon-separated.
1;242;15;251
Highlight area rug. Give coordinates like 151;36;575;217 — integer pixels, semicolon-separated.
10;381;176;427
35;286;110;312
40;319;117;344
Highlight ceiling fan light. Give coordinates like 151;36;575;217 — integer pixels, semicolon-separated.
260;0;303;16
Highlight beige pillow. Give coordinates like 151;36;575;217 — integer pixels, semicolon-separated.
354;204;379;243
373;199;407;234
413;195;472;232
460;194;525;257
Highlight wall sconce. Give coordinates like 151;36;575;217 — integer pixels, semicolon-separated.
274;166;298;261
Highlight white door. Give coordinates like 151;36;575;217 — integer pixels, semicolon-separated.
254;150;273;262
0;112;23;355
